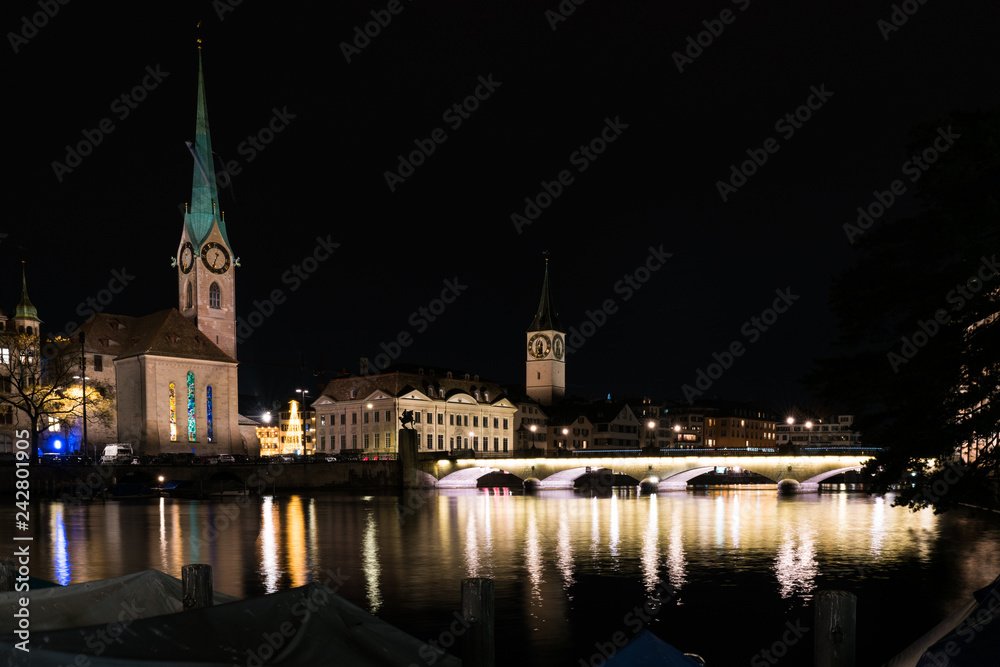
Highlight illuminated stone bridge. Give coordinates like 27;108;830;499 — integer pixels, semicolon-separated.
416;454;872;492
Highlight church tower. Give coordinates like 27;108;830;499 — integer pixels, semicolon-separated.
176;47;237;360
526;257;565;405
13;264;41;337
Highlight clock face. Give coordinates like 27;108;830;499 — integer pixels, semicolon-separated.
179;241;194;274
201;242;231;274
553;334;564;360
528;333;551;359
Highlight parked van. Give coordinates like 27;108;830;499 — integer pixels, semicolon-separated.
101;444;135;464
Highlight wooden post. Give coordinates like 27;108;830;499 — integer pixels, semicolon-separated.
0;559;15;592
461;577;495;667
815;590;856;667
182;564;213;610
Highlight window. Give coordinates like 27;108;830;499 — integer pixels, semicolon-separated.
169;382;177;441
493;417;499;429
437;413;443;425
209;283;221;309
450;414;455;426
494;437;499;451
352;413;357;425
503;438;508;452
364;434;369;449
374;411;379;423
93;355;103;372
320;435;326;450
352;434;357;448
186;282;193;309
415;411;422;423
463;415;468;427
473;416;479;427
438;434;444;449
320;415;326;426
374;433;380;448
187;371;196;441
503;418;509;429
385;432;391;447
206;385;213;442
426;434;433;449
341;435;346;449
385;410;391;422
364;412;369;424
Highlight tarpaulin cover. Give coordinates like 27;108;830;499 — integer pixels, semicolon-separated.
0;569;238;633
886;574;1000;667
1;579;461;666
604;630;704;666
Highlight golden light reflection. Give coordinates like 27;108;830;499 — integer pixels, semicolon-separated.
259;496;279;593
524;504;543;606
285;496;307;587
666;508;687;595
774;522;818;599
640;495;658;593
869;495;886;558
464;505;480;578
608;491;620;563
556;502;574;589
363;503;382;613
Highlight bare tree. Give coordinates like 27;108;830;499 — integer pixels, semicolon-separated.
0;331;114;463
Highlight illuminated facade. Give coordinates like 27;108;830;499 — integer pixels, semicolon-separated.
313;366;517;456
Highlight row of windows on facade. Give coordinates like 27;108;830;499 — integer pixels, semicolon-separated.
185;282;224;310
314;433;511;452
318;411;510;429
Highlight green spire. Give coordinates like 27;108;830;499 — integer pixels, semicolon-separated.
15;264;40;323
528;255;561;332
184;47;231;249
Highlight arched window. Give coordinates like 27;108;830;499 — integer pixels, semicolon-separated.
209;283;221;309
187;371;196;442
186;282;193;309
206;386;213;442
169;382;177;441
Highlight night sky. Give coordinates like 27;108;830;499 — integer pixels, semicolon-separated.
6;0;999;413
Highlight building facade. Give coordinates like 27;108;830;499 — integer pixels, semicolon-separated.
312;367;517;457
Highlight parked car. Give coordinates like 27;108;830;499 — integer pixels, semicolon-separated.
218;454;235;464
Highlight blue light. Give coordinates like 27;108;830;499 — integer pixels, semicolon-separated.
54;440;62;450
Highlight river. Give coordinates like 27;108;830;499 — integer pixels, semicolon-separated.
7;487;1000;666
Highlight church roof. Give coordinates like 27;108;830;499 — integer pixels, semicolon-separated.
76;310;236;364
184;49;232;250
528;257;560;332
319;365;509;404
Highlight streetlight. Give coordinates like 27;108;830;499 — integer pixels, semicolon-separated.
673;424;682;449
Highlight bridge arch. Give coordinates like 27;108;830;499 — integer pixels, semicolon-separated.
537;466;638;489
437;467;523;489
658;466;716;490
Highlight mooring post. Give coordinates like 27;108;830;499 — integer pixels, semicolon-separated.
182;564;213;610
0;559;15;592
461;577;495;667
815;590;856;667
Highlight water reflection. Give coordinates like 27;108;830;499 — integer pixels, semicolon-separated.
259;496;279;593
49;504;70;585
362;498;382;613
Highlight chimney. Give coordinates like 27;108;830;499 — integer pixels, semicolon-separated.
360;357;369;375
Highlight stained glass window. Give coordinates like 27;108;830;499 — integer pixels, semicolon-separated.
206;385;213;442
187;371;196;442
169;382;177;441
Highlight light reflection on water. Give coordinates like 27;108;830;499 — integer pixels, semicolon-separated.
15;488;1000;666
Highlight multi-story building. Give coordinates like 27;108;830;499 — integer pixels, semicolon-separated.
698;400;777;451
312;365;517;457
775;414;862;450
